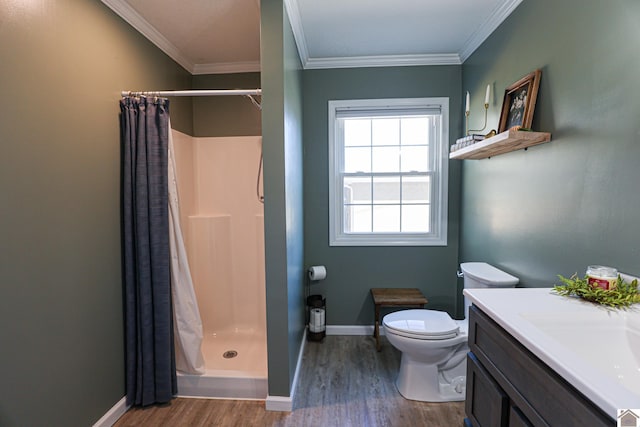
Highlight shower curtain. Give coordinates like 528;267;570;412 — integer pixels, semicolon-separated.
121;96;175;406
120;96;204;407
168;127;205;375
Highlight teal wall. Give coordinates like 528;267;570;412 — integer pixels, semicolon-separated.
302;66;463;321
460;0;640;285
261;0;305;397
0;1;192;425
192;72;262;136
282;5;306;391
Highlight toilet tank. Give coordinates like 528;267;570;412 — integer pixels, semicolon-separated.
460;262;519;318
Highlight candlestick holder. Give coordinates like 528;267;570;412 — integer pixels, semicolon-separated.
468;103;489;135
465;110;470;136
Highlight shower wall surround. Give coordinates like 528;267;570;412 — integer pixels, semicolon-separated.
172;130;267;336
171;130;267;399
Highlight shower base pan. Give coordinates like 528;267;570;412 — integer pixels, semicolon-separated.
177;329;268;400
177;370;267;400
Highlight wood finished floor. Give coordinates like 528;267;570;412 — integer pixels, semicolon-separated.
114;336;465;427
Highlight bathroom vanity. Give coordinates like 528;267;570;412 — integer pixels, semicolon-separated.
463;287;640;426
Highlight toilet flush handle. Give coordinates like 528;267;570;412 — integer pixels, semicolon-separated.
457;270;464;278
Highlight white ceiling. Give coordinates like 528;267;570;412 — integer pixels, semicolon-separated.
102;0;523;75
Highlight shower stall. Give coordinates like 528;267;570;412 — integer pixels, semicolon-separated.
171;129;267;399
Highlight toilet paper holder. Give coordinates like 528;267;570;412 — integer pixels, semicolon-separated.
305;265;327;341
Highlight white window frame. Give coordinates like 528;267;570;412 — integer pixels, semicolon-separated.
328;97;449;246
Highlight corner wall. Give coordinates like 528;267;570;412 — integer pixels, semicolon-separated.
260;0;305;399
460;0;640;285
192;73;262;137
0;1;192;425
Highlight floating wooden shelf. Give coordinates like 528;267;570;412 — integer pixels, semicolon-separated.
449;130;552;160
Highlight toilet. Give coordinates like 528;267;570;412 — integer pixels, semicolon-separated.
383;262;519;402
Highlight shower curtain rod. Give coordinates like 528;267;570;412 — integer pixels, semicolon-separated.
120;89;262;97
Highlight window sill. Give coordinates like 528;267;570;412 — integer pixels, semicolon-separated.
330;234;447;247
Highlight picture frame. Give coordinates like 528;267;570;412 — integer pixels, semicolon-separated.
498;69;542;133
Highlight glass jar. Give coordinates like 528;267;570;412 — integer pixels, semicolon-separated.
586;265;618;290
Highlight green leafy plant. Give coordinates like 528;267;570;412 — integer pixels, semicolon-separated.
553;274;640;307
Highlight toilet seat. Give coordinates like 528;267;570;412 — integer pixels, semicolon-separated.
383;309;460;340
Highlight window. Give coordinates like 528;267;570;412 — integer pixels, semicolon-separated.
328;98;448;246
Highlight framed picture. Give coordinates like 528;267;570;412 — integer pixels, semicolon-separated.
498;69;542;133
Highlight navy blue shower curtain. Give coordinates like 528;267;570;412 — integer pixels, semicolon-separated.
120;96;176;406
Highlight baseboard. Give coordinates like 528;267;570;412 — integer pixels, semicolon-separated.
265;395;294;412
290;328;306;399
92;396;129;427
265;328;307;412
326;325;380;336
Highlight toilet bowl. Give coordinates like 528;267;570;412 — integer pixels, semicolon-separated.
383;262;519;402
383;309;468;402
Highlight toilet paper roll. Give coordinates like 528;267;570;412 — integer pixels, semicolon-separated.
308;265;327;281
310;308;325;332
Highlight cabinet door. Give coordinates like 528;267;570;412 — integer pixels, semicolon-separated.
466;352;508;427
508;406;533;427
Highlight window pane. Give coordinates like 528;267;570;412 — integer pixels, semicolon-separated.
373;205;400;232
329;98;448;246
373;176;400;204
401;117;429;145
401;146;429;172
344;176;372;204
402;205;430;232
372;118;400;146
402;176;431;203
345;205;371;233
344;119;371;147
372;146;399;172
344;147;371;173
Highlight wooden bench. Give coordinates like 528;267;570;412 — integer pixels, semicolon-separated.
370;288;428;351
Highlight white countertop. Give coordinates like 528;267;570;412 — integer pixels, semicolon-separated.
464;287;640;419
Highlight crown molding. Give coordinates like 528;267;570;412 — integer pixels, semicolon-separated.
193;61;261;75
104;0;518;74
458;0;524;63
284;0;310;68
101;0;195;73
102;0;260;75
304;53;462;70
283;0;461;70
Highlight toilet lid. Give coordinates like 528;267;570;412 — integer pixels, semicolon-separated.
460;262;519;286
383;309;459;340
